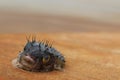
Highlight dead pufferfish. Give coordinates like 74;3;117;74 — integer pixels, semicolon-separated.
12;37;65;72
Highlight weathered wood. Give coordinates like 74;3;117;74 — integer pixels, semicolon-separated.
0;33;120;80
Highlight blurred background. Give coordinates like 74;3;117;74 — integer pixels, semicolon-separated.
0;0;120;33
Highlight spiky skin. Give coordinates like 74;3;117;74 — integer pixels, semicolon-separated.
16;39;65;72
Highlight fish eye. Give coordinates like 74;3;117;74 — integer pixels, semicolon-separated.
42;55;50;64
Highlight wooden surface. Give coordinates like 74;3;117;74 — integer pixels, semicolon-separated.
0;11;120;33
0;33;120;80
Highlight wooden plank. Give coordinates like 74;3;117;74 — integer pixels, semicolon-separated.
0;33;120;80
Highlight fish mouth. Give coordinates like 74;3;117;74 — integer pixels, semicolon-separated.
20;55;36;68
23;55;35;64
12;53;41;72
12;53;37;71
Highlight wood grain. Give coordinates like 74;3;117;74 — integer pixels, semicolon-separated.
0;33;120;80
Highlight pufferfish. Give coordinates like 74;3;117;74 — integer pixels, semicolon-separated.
12;37;65;72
